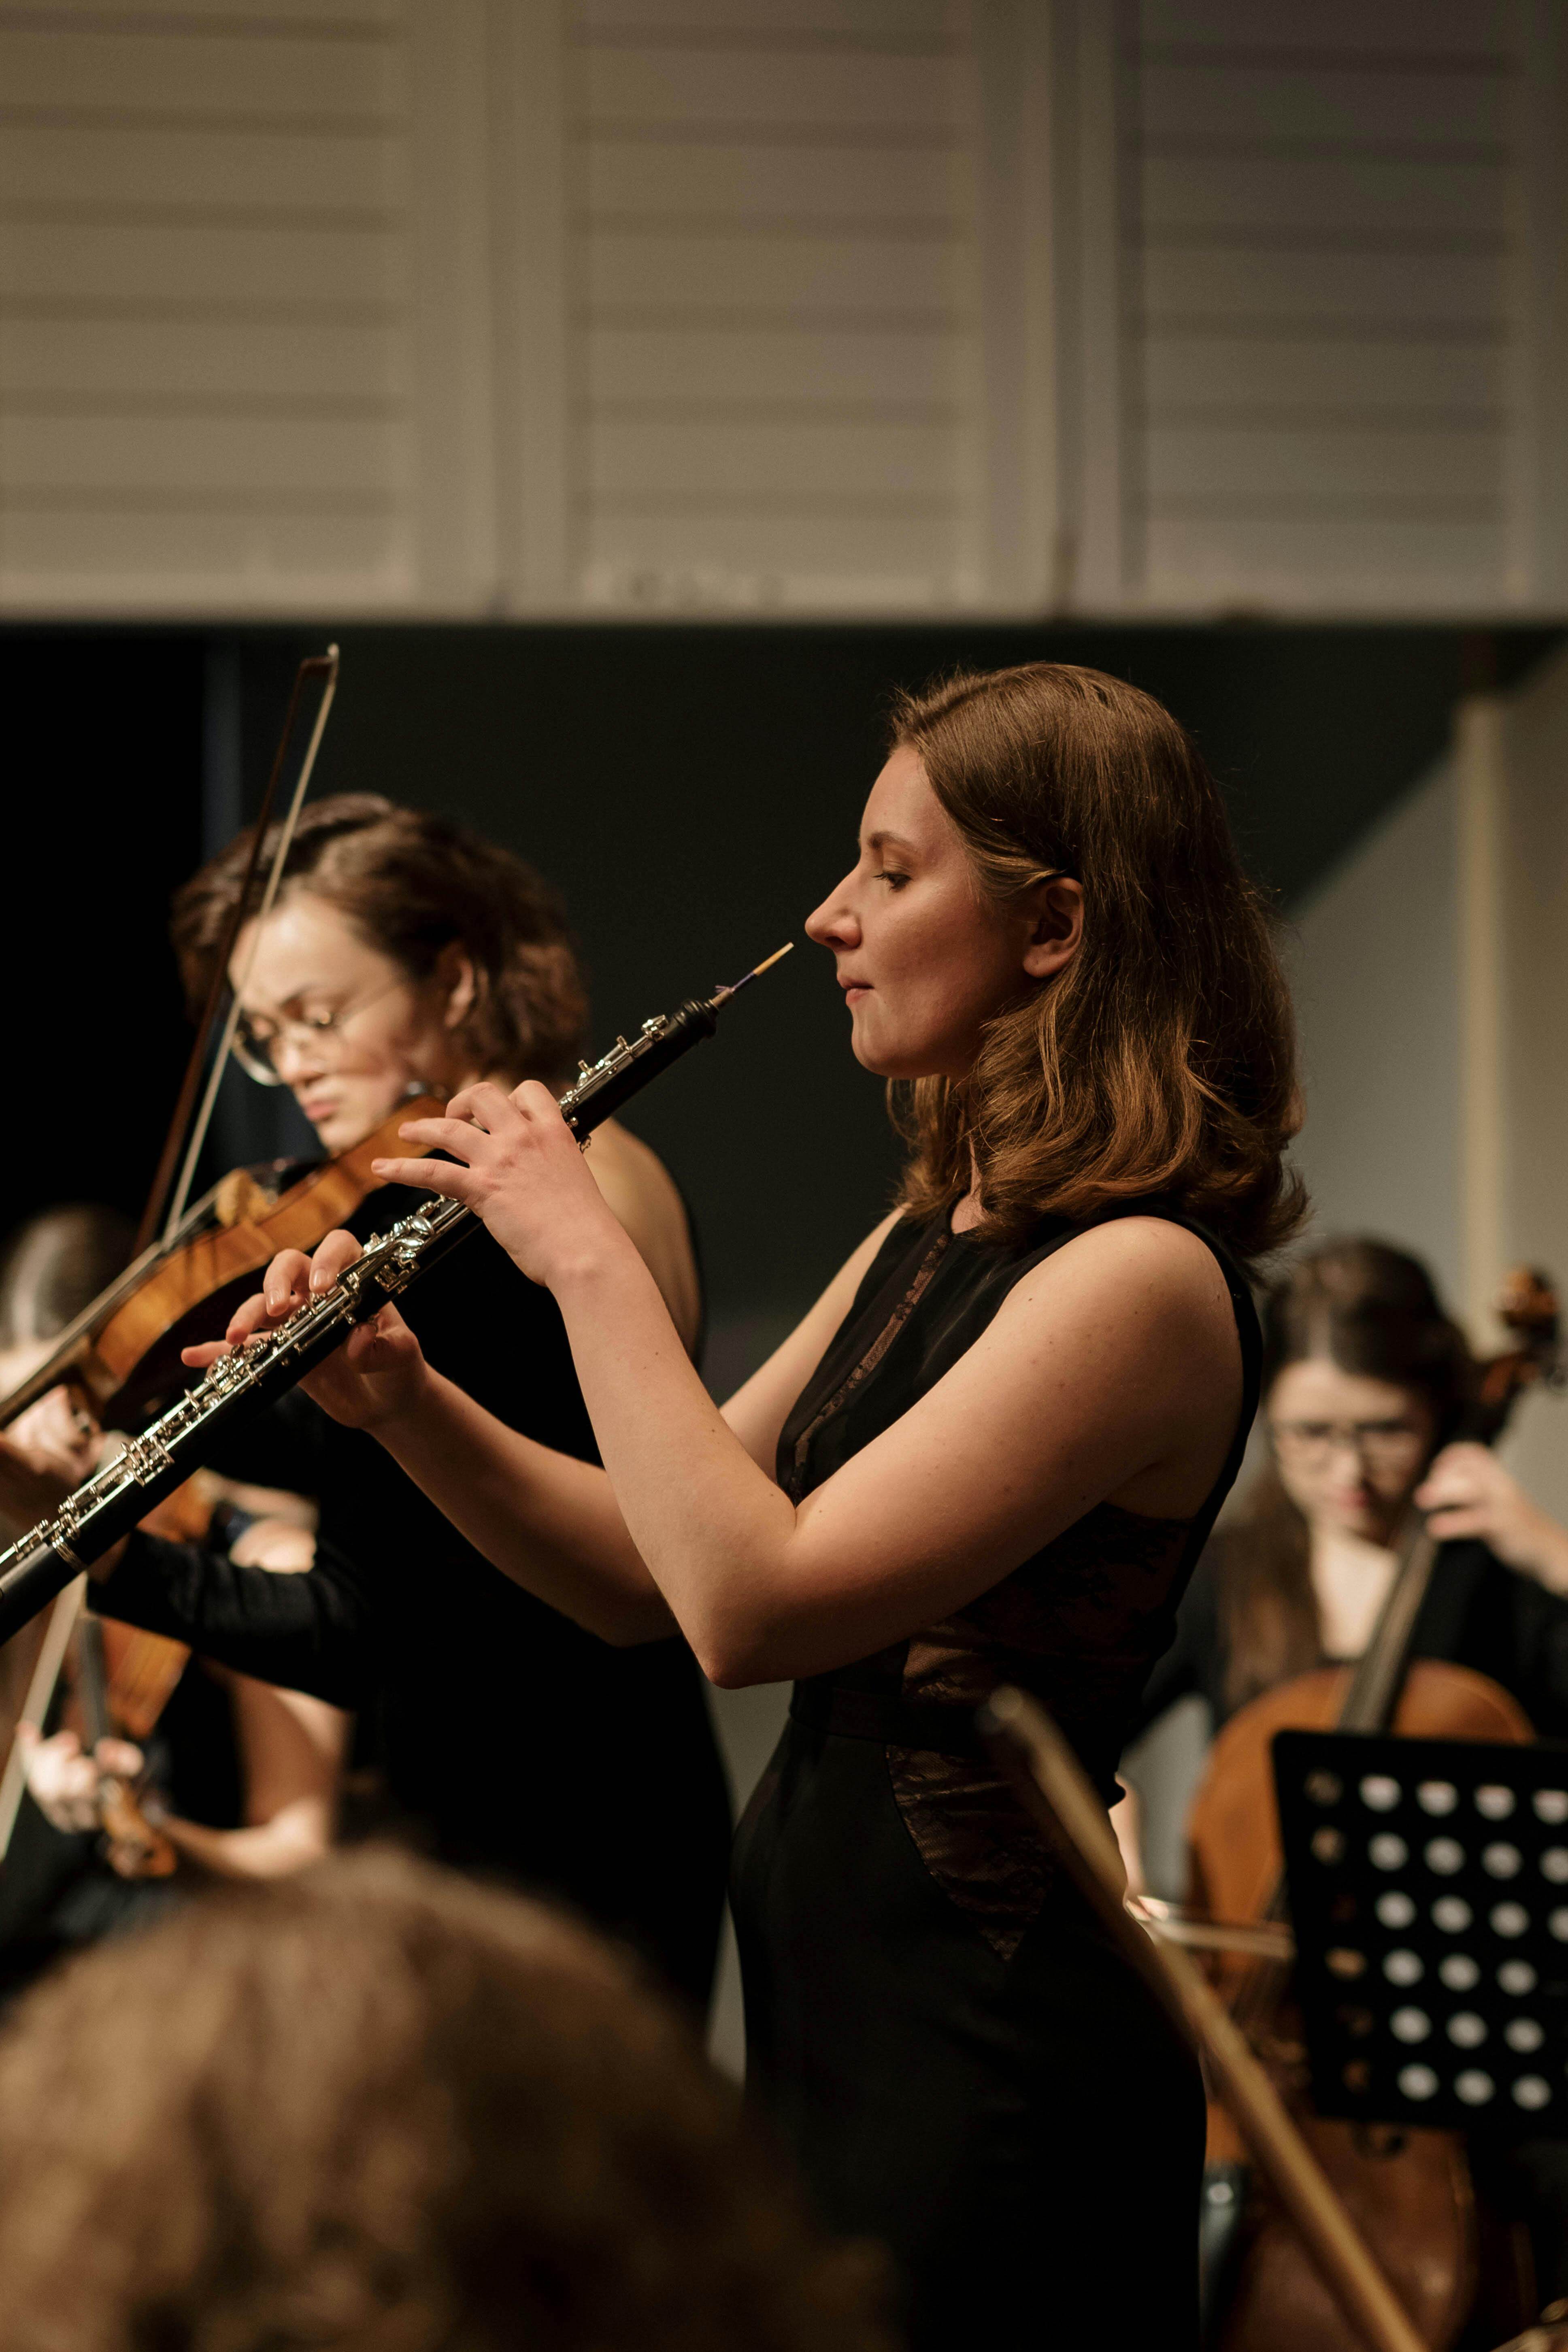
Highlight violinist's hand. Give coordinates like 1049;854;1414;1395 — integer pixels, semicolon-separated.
0;1432;72;1530
370;1082;631;1294
17;1724;145;1835
1415;1442;1568;1594
179;1230;429;1433
7;1384;100;1482
0;1382;96;1530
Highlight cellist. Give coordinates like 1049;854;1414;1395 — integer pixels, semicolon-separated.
1121;1236;1568;2312
3;794;731;2009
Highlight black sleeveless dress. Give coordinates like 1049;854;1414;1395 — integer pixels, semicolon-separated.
730;1204;1261;2350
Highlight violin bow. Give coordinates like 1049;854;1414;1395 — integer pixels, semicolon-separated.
135;646;340;1252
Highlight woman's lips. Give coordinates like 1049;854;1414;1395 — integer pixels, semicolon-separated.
841;980;871;1004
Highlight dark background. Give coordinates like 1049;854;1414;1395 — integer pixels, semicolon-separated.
11;620;1559;1357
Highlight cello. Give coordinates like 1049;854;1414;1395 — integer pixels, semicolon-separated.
1187;1270;1562;2349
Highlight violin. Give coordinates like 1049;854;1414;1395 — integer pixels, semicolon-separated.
0;1096;444;1437
42;1479;255;1881
68;1614;179;1880
0;1100;438;1879
0;650;349;1875
1187;1271;1562;2351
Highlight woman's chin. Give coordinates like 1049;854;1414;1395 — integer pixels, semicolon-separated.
844;1011;960;1083
848;1031;906;1079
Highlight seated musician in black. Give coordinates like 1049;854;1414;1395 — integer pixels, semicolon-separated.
60;798;730;2007
1123;1236;1568;2312
1127;1237;1568;1765
0;1207;347;2003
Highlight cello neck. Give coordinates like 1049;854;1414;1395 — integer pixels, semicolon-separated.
1334;1514;1440;1733
1335;1265;1563;1736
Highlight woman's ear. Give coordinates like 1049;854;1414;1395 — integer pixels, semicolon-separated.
1020;876;1083;980
436;943;478;1032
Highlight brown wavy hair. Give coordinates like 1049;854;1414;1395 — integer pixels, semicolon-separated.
1218;1237;1474;1710
174;794;589;1085
889;664;1303;1264
0;1848;893;2352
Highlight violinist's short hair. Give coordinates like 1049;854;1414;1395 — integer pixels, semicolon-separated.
0;1849;893;2352
174;793;589;1085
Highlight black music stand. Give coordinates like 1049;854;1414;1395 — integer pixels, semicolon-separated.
1274;1729;1568;2137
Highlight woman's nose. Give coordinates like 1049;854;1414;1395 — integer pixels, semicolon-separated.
804;877;860;948
273;1030;327;1081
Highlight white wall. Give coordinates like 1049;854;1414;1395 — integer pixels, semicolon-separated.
1290;755;1464;1302
6;0;1568;619
1285;647;1568;1523
1495;649;1568;1520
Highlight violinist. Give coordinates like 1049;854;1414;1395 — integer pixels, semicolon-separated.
191;666;1303;2349
80;795;730;2007
0;1207;347;2001
1123;1236;1568;2315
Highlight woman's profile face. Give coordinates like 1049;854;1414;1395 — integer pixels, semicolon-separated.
1267;1356;1434;1546
229;892;473;1156
804;747;1079;1082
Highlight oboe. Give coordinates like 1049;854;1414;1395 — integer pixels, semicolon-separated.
0;950;791;1646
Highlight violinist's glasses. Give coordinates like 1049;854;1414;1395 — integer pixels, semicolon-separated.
1268;1416;1428;1472
232;975;415;1086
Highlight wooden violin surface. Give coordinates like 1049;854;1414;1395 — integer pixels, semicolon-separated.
0;1098;442;1433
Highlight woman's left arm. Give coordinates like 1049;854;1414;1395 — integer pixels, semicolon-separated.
375;1084;1241;1687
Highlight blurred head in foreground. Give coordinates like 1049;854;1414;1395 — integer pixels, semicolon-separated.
0;1848;893;2352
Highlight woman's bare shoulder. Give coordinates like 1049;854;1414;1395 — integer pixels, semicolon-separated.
1008;1213;1236;1324
989;1215;1243;1511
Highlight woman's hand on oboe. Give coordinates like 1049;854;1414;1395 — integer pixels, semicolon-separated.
179;1231;430;1432
370;1082;632;1295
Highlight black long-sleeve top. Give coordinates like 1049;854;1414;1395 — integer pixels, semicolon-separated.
92;1180;732;2006
1128;1536;1568;1749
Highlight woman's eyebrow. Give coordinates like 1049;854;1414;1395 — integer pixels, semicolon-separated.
239;979;337;1015
865;830;918;856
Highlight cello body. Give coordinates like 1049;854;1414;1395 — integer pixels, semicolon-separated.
1191;1660;1533;1931
1189;1659;1535;2351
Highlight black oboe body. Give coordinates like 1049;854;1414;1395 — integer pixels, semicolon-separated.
0;965;785;1647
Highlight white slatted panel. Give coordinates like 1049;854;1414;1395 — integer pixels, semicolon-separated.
567;0;983;611
3;0;1563;619
0;0;423;613
1124;0;1525;613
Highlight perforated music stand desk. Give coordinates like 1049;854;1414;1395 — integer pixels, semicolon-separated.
1274;1730;1568;2137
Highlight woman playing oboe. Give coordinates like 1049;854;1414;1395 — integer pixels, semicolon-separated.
198;666;1302;2347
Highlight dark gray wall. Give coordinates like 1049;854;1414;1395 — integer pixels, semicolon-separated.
11;620;1560;1339
214;620;1559;1331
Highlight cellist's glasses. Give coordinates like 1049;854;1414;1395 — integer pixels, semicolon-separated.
1269;1416;1428;1471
